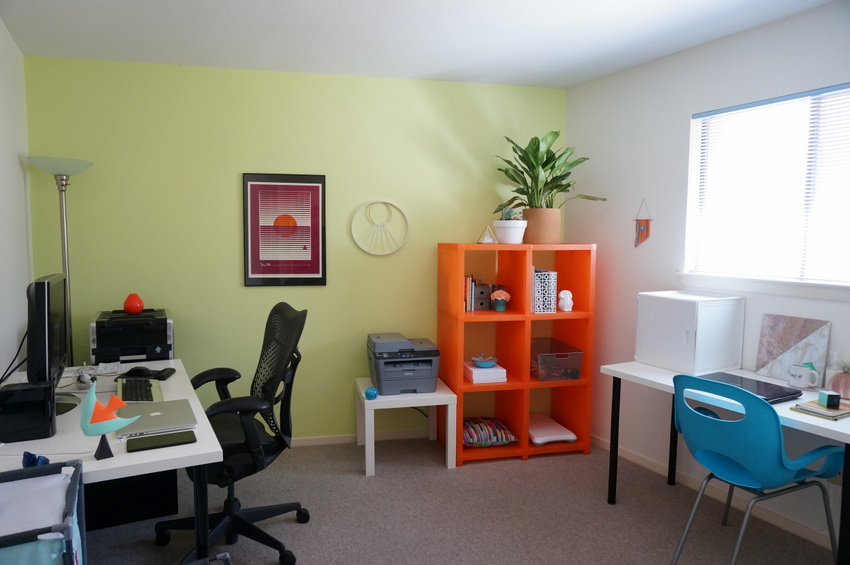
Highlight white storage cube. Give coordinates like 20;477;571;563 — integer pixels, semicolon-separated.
634;290;744;375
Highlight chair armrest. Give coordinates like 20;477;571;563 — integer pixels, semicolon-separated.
191;368;241;400
788;444;845;478
205;395;270;420
205;395;273;469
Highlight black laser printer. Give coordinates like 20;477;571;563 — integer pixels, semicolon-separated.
367;332;440;395
90;309;173;363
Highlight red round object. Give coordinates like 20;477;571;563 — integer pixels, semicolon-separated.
123;293;144;314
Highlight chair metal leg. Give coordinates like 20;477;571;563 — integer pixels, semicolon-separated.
813;480;839;564
671;473;715;564
721;483;735;526
730;494;759;564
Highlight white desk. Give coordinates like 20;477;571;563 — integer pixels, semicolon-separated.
601;361;850;563
354;377;457;476
0;359;222;562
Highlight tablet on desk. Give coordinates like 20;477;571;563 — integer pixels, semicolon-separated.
126;430;197;452
700;372;802;404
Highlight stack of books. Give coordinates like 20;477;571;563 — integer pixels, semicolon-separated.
463;361;507;384
791;399;850;421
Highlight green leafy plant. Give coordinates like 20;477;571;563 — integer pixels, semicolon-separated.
496;207;523;221
493;131;605;214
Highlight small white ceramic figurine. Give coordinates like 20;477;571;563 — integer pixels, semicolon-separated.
558;290;573;312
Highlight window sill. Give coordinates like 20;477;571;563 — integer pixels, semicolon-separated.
677;272;850;302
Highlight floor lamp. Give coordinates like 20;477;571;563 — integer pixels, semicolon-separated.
28;156;93;368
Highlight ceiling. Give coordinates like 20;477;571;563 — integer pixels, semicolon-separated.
0;0;834;89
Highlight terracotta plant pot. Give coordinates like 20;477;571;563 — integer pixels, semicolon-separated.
522;208;561;244
830;372;850;398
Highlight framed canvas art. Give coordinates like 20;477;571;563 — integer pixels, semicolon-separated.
243;173;326;286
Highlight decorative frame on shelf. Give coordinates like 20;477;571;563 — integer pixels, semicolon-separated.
243;173;326;286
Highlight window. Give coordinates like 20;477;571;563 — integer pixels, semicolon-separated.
684;82;850;286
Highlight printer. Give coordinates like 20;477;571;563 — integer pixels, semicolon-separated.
367;333;440;395
90;309;173;363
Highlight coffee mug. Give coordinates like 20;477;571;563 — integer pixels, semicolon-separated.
789;364;818;389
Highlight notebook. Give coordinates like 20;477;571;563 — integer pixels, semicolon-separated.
116;399;198;440
700;371;803;404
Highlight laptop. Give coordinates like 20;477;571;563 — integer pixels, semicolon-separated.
116;399;198;440
700;371;803;404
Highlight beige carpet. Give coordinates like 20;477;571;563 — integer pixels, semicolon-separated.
86;439;834;564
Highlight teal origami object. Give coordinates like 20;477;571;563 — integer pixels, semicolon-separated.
79;380;140;436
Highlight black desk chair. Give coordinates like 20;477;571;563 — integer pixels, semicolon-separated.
156;302;309;565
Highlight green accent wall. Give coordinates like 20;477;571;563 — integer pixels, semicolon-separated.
25;57;566;438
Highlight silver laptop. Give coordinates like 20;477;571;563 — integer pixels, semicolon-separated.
116;399;198;440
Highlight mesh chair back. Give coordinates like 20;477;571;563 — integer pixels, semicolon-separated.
250;302;307;449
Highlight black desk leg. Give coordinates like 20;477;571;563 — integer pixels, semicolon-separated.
838;445;850;565
668;396;677;486
608;376;622;504
193;465;210;561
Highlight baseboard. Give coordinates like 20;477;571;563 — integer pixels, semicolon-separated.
293;428;428;448
591;434;833;550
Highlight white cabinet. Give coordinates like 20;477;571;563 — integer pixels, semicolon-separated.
634;291;744;375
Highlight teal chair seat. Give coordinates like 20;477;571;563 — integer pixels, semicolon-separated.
672;374;843;564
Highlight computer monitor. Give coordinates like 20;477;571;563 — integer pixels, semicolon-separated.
26;273;68;386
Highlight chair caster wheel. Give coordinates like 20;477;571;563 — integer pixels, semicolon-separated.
155;530;171;546
296;508;310;524
280;549;296;565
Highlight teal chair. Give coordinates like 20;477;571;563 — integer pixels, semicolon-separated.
671;374;843;564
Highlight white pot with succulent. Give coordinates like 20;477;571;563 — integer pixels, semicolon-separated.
492;207;527;244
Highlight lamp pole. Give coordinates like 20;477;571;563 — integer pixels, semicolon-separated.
55;173;74;365
28;157;93;367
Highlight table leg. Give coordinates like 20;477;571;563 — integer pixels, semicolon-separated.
838;444;850;564
364;407;376;476
668;396;678;486
192;465;210;561
446;403;457;469
355;389;365;446
608;376;621;504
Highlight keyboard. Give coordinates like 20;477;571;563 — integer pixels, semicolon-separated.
118;378;164;403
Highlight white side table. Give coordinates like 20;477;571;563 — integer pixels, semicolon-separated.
354;377;457;476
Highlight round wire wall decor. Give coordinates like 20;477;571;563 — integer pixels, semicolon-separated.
351;200;409;255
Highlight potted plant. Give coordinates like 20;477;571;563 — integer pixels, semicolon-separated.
491;207;527;244
829;361;850;398
490;289;511;312
494;131;605;243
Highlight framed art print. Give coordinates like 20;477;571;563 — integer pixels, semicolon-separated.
243;173;326;286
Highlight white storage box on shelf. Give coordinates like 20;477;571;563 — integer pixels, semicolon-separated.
634;290;745;375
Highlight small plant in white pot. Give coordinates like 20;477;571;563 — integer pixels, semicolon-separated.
492;207;527;244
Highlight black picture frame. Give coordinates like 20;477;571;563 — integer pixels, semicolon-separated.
243;173;326;286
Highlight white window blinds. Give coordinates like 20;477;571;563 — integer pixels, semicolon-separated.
685;83;850;285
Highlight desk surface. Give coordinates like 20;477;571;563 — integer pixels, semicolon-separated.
0;359;222;483
601;361;850;445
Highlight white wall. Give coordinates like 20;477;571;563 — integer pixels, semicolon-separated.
0;17;30;374
566;0;850;544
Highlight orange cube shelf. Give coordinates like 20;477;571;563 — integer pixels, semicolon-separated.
437;243;596;465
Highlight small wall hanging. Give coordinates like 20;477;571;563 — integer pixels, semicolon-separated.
634;198;652;247
351;200;409;255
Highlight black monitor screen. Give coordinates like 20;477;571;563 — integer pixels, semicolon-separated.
26;274;67;386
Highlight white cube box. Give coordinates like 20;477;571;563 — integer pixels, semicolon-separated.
634;290;745;375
